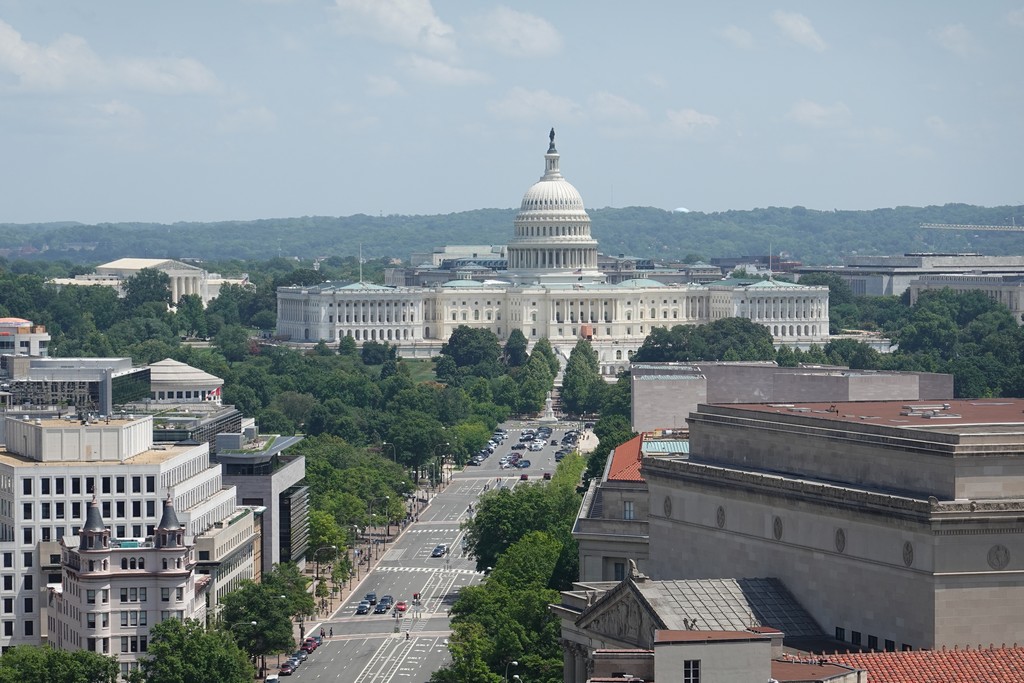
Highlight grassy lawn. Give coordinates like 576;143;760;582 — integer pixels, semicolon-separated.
405;358;437;383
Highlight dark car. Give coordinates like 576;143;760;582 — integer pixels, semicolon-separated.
520;473;529;480
355;601;371;614
364;592;377;605
511;443;526;450
374;601;390;613
516;459;531;468
292;650;308;662
431;544;448;557
543;472;552;480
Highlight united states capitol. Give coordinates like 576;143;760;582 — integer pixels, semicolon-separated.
276;131;830;369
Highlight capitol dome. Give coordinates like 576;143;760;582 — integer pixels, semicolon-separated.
505;130;601;282
519;176;586;213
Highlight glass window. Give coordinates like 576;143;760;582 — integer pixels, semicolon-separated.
683;660;700;683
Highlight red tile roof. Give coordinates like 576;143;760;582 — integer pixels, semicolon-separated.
826;645;1024;683
607;434;644;482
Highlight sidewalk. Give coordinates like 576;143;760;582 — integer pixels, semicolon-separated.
292;482;443;647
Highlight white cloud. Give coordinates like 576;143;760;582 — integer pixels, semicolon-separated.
95;99;144;124
787;99;850;127
218;105;277;134
486;87;580;121
924;115;955;139
720;24;754;50
1009;8;1024;28
0;19;218;93
400;54;487;86
665;108;719;135
772;11;826;52
332;0;457;58
365;74;404;97
468;7;562;57
589;92;648;123
930;24;975;58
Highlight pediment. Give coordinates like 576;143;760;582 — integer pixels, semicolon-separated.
576;582;662;648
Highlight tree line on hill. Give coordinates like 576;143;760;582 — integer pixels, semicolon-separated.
2;203;1021;265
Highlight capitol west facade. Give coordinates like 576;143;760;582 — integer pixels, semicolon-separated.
277;133;829;371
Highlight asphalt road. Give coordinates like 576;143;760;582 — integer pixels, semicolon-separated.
280;421;579;683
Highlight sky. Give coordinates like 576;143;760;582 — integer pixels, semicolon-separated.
1;1;1022;225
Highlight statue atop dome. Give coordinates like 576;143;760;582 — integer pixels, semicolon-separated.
548;127;556;152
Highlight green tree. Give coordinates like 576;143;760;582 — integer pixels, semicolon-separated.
502;329;529;367
0;645;118;683
529;337;560;377
174;294;207;338
138;619;253;683
429;622;501;683
122;268;171;312
560;340;604;415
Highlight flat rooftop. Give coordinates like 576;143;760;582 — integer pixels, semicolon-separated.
724;399;1024;434
0;441;198;467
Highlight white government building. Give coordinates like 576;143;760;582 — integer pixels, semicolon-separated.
277;132;829;372
50;258;247;306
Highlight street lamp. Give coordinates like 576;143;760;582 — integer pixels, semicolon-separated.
313;545;337;584
504;660;518;683
367;496;390;558
381;441;397;463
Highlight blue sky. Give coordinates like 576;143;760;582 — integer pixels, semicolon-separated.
1;1;1022;224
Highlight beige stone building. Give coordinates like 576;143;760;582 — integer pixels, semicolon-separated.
644;399;1024;651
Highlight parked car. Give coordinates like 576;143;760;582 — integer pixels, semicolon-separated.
279;663;296;676
355;601;371;614
517;459;531;468
364;592;378;605
511;443;526;450
543;472;552;480
520;473;529;480
431;544;448;557
292;650;308;661
395;601;408;612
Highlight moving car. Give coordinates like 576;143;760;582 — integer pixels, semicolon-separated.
355;600;371;614
379;594;395;608
374;601;390;614
431;544;448;557
395;601;408;612
364;592;377;605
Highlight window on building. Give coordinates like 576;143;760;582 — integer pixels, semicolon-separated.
23;597;32;613
132;501;142;517
132;476;141;493
146;476;155;493
72;478;81;495
22;528;31;544
623;501;635;520
23;620;33;637
2;576;10;590
21;479;31;496
86;477;94;494
2;598;11;613
55;477;64;495
884;639;895;652
868;635;878;651
24;576;31;591
613;562;625;581
40;478;50;495
41;503;50;520
21;503;31;521
146;501;155;517
2;622;11;636
116;501;125;518
102;477;111;494
161;588;170;602
683;659;700;683
23;552;32;568
851;631;862;646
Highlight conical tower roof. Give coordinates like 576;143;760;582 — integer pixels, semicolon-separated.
83;497;105;533
157;495;181;531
